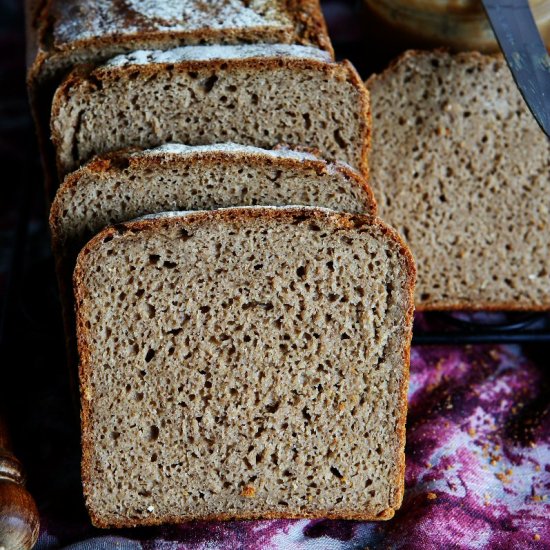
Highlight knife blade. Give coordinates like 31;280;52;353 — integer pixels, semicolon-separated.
482;0;550;138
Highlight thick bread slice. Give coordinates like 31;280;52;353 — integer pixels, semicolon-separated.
50;44;370;177
75;206;415;528
26;0;333;194
366;50;550;310
50;143;376;266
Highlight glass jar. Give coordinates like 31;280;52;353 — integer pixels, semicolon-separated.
362;0;550;52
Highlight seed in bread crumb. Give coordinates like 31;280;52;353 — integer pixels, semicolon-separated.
241;484;256;498
426;492;437;500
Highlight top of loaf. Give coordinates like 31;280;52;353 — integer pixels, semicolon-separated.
139;142;320;160
106;44;332;66
54;0;294;44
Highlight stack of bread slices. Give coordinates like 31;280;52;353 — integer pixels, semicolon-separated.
27;0;415;528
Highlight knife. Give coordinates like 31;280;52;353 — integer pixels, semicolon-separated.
482;0;550;138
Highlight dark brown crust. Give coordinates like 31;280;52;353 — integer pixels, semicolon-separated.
50;56;370;178
365;49;550;312
74;206;416;528
28;0;333;78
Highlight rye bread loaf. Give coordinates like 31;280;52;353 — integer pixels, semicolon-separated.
26;0;333;194
50;44;370;177
366;50;550;310
75;206;415;527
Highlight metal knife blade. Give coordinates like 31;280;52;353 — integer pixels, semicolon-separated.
482;0;550;138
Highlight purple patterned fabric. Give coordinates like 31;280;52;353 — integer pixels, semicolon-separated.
35;344;549;549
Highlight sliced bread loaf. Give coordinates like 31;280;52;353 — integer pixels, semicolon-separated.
50;44;370;177
75;206;415;527
27;0;332;86
366;50;550;310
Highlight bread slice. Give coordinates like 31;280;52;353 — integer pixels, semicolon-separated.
26;0;333;194
74;206;415;528
50;44;370;177
50;143;376;266
366;50;550;310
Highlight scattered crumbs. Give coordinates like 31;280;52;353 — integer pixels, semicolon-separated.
534;534;541;541
146;505;155;512
489;349;500;360
531;495;546;502
444;421;450;428
535;465;541;472
425;461;432;468
495;472;511;484
468;427;476;437
490;458;499;466
241;484;256;498
484;492;491;504
426;492;437;500
505;469;513;476
530;442;537;448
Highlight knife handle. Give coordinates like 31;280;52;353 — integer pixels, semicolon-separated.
0;415;40;550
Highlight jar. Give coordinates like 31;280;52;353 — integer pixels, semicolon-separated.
362;0;550;53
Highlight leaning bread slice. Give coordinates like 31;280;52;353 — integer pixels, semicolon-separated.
75;206;415;528
366;50;550;310
50;143;376;265
51;44;370;177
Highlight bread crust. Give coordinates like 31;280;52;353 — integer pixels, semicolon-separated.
27;0;333;84
50;56;370;178
366;49;550;312
74;206;415;528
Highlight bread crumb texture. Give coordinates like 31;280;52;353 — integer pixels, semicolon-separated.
76;208;414;526
367;51;550;310
52;49;368;176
